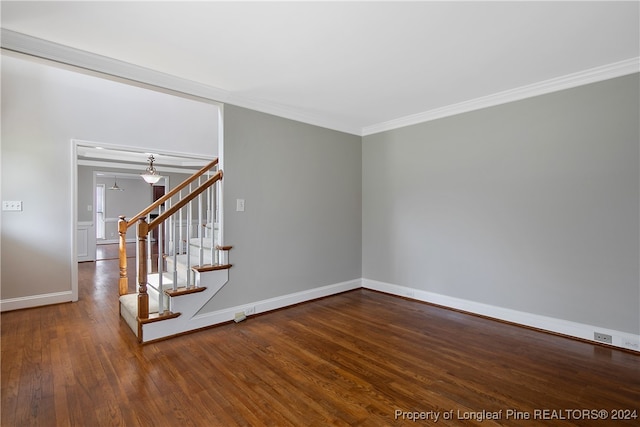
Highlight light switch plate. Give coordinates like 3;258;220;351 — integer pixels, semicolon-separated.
236;199;245;212
2;201;23;211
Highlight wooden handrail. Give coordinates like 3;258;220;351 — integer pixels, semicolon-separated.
126;158;218;228
118;157;218;296
148;170;222;231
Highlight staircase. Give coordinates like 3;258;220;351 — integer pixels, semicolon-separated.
117;158;232;343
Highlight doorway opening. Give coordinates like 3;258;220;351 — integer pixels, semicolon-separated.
76;141;217;264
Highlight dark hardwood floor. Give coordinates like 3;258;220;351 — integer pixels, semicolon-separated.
2;257;639;426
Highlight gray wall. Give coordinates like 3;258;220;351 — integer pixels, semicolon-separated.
1;53;218;301
3;50;637;337
96;175;151;216
363;74;640;334
201;105;362;311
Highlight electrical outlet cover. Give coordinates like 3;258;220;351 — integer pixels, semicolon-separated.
594;332;612;344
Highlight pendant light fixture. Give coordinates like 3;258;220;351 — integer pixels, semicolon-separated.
109;176;124;191
141;155;163;184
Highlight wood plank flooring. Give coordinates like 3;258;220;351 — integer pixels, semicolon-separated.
95;242;136;261
2;258;639;426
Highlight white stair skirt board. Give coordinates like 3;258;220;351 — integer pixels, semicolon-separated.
361;278;640;352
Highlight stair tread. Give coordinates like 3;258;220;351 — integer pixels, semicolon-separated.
139;311;181;324
120;293;160;315
165;286;207;297
148;272;204;293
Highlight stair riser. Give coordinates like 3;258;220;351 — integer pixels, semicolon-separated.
165;250;219;286
165;259;198;286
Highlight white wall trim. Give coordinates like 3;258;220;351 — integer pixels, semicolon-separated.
6;29;635;138
362;278;640;352
189;279;363;328
77;221;95;262
70;142;79;302
362;57;640;136
6;271;637;353
217;106;225;247
1;29;227;108
0;29;360;136
0;291;74;312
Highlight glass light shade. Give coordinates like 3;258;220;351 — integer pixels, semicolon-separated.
141;173;162;184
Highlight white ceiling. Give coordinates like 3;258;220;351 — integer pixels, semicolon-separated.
2;1;639;136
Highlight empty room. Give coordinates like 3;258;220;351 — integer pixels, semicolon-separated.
1;2;638;426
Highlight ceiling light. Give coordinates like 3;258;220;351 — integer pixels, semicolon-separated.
109;176;124;191
141;155;163;184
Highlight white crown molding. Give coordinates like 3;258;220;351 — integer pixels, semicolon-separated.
1;29;230;104
2;29;637;138
362;57;640;136
0;29;362;135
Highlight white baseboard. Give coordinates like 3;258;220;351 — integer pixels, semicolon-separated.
0;291;75;312
190;278;363;328
7;276;638;353
362;278;640;352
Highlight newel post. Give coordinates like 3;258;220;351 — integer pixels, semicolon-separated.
118;216;129;296
137;218;149;320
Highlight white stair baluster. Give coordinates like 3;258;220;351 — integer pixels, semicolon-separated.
167;197;172;256
166;215;171;258
186;184;192;287
178;190;183;254
157;204;164;314
172;219;178;291
214;178;220;265
206;176;212;236
199;191;204;266
146;213;152;273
